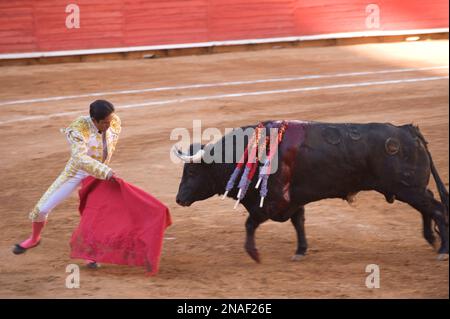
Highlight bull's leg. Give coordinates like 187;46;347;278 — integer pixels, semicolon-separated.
290;206;308;261
244;215;267;263
421;189;438;249
422;213;437;249
397;188;449;259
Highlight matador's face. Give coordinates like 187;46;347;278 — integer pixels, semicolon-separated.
93;113;114;133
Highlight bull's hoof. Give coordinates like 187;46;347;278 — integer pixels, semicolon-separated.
291;254;305;262
245;248;261;263
432;240;440;251
437;254;449;261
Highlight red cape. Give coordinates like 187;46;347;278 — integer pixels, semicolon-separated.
70;176;172;275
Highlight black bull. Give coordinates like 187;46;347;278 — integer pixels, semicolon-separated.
174;121;449;262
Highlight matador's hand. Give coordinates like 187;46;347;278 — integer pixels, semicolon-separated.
106;170;116;181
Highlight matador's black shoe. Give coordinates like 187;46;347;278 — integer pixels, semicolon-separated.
86;260;101;269
12;241;41;255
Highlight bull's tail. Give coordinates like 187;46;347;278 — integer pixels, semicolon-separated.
412;125;449;219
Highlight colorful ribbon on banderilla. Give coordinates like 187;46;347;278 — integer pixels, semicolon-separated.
222;121;288;209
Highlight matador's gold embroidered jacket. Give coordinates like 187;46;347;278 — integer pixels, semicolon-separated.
62;114;121;179
29;114;121;221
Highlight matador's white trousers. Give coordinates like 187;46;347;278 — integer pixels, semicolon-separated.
29;170;88;222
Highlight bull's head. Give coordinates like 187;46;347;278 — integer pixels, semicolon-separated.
173;144;218;207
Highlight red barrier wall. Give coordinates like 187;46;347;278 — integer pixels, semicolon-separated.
0;0;448;54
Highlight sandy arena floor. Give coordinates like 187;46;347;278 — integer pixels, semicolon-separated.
0;40;448;298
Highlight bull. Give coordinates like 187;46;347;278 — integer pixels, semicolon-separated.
174;121;449;262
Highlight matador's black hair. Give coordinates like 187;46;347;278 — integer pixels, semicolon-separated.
90;100;115;121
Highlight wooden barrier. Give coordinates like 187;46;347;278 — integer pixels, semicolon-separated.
0;0;448;64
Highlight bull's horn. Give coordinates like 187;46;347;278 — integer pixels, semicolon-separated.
172;145;205;163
